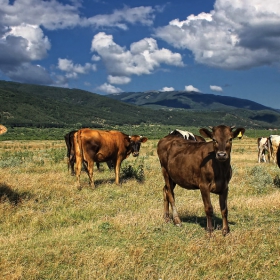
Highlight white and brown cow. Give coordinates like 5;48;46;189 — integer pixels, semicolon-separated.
269;135;280;163
169;129;206;142
257;137;271;163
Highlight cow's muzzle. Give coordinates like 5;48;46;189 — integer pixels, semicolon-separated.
216;151;228;161
132;152;139;157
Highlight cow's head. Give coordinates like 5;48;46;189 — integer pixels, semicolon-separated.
129;135;148;157
199;125;245;161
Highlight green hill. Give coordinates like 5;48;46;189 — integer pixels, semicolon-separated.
1;80;280;133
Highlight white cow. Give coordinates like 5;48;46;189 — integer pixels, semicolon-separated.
269;135;280;163
257;137;271;163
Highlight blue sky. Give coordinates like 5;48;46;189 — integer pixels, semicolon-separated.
1;0;280;109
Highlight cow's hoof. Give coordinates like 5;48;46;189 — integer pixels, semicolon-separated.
77;185;82;191
222;228;230;236
173;216;182;226
164;214;171;223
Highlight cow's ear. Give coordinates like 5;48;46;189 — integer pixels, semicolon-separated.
199;128;213;139
140;136;148;143
232;128;245;139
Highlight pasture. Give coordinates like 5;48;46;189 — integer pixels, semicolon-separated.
0;136;280;279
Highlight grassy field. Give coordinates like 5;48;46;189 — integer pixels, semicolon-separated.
1;135;280;279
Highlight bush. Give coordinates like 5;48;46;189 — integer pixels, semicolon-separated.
121;160;145;182
249;165;273;193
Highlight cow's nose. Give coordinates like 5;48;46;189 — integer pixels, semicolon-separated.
216;151;227;160
133;152;139;157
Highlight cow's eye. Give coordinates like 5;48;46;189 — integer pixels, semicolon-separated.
213;139;217;144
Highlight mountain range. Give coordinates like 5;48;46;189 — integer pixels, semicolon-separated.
0;80;280;129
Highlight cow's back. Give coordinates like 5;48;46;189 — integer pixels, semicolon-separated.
79;129;129;161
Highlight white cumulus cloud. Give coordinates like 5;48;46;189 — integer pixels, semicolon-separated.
185;85;200;92
97;83;123;94
160;87;175;92
155;0;280;70
91;32;184;80
57;58;96;79
210;85;223;92
108;75;131;85
0;1;159;84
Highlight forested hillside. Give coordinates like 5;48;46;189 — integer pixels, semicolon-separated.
1;80;280;132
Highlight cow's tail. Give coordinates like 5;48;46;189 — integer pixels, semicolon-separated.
76;130;88;171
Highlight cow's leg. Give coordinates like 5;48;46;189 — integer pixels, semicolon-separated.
69;154;75;175
200;187;214;233
75;153;83;190
161;167;181;225
96;162;100;171
258;149;261;163
86;160;95;188
114;158;122;184
219;187;230;236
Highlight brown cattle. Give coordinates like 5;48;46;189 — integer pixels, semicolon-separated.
157;125;245;235
74;128;148;189
64;130;114;175
0;125;7;135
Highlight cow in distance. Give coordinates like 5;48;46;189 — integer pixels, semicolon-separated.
269;135;280;163
74;128;148;189
257;137;271;163
157;125;245;236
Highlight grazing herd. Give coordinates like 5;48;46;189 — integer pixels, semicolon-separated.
3;123;280;235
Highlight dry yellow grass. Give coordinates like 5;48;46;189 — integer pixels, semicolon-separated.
0;136;280;279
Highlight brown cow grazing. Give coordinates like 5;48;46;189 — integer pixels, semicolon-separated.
64;130;114;175
157;125;245;236
0;125;7;135
74;128;148;189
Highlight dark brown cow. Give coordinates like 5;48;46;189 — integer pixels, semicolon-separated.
64;130;114;175
74;128;148;189
157;125;245;235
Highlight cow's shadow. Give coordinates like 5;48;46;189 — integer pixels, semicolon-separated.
180;214;236;230
0;183;31;205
